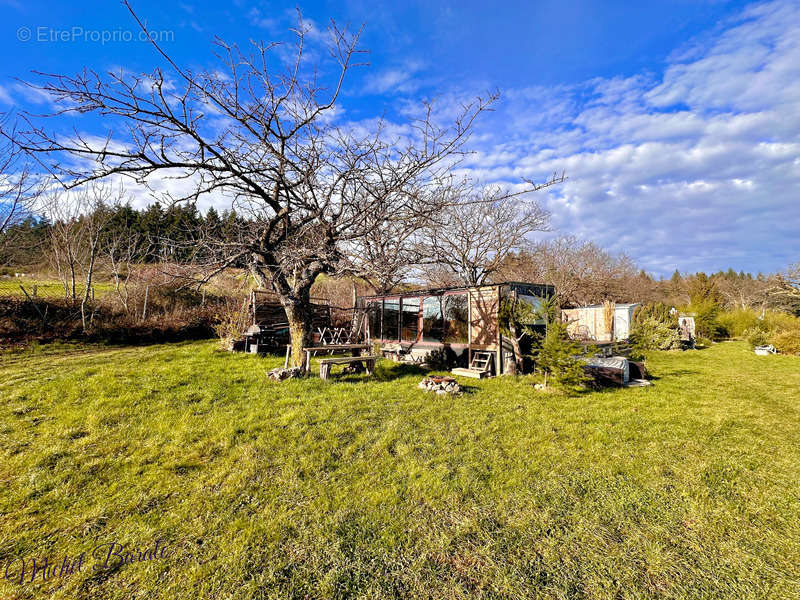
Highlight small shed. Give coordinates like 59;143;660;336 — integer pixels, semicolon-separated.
247;290;332;349
357;281;554;375
562;302;639;342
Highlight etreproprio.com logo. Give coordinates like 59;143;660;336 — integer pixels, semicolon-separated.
17;26;174;45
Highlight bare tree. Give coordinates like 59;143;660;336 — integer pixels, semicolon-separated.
772;262;800;310
344;179;470;294
45;192;82;302
18;6;554;365
0;117;45;250
714;274;769;310
104;221;144;314
418;185;553;287
42;182;116;330
780;262;800;294
348;218;427;295
498;235;638;306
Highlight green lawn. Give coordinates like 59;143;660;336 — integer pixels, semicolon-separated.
1;341;799;599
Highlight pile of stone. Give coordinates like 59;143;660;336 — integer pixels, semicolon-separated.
417;375;462;395
267;366;304;381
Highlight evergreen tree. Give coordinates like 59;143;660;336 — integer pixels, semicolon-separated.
688;272;721;306
205;207;221;235
536;321;588;388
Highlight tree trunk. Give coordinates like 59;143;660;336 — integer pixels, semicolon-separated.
80;240;98;333
506;293;525;374
508;321;524;374
69;259;77;304
284;300;313;369
249;253;319;369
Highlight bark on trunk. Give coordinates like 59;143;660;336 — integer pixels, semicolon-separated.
69;260;76;303
507;293;524;374
508;322;524;374
284;301;313;369
249;253;320;369
80;242;98;333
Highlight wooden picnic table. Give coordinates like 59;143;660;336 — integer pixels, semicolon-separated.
302;343;370;372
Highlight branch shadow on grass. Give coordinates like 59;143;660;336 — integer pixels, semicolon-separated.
658;369;701;378
373;361;428;382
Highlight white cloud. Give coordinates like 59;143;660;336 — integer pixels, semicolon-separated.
11;83;56;107
363;60;426;95
247;7;276;30
450;0;800;276
0;85;13;105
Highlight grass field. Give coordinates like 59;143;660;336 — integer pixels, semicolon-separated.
0;279;117;301
1;341;799;599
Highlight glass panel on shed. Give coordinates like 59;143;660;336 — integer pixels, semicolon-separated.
518;294;546;325
443;293;469;344
382;299;400;341
422;296;444;342
401;298;420;342
366;300;382;340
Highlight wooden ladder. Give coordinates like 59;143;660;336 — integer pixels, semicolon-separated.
470;351;494;373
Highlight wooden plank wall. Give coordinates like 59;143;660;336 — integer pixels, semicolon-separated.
468;287;499;349
253;300;331;329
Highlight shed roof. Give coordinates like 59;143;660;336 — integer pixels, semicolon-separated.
358;281;554;301
564;303;640;310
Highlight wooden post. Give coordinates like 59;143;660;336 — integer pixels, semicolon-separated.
284;344;291;369
496;284;502;376
32;285;37;298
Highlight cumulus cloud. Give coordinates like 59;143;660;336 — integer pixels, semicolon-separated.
457;0;800;276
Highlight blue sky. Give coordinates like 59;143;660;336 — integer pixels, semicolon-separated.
1;0;798;276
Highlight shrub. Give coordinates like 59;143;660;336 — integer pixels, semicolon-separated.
422;348;449;370
763;310;800;333
633;302;677;323
716;309;761;339
536;321;588;387
213;298;250;350
633;302;675;326
743;327;770;349
732;309;800;352
770;329;800;355
691;301;725;340
630;316;681;351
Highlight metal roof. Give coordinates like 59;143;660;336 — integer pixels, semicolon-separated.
564;303;640;309
357;281;554;300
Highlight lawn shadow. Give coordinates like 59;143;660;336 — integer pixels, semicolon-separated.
373;362;428;382
659;369;701;378
455;383;480;395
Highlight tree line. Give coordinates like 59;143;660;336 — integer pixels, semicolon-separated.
1;6;798;362
4;196;796;318
0;201;247;267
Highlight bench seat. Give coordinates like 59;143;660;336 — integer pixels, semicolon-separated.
319;355;380;380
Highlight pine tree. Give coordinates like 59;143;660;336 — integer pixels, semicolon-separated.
536;321;588;387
